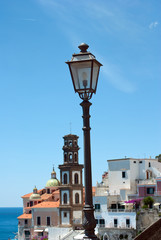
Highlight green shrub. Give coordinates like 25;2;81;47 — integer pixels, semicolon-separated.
142;204;148;209
143;196;154;208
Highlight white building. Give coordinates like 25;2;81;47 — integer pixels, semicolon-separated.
108;158;161;201
93;196;136;230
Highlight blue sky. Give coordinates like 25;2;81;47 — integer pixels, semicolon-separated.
0;0;160;207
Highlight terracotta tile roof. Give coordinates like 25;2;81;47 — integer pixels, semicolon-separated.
53;190;59;194
41;193;52;200
21;189;44;198
31;201;60;208
17;213;32;219
21;192;32;198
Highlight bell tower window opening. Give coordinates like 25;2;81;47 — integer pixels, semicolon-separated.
64;153;67;162
75;193;79;204
69;140;72;147
64;140;67;146
63;173;67;184
74;140;77;147
74;153;77;162
69;153;72;162
63;193;67;204
74;173;79;184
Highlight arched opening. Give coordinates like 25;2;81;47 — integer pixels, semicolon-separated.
69;153;72;162
103;234;109;240
63;173;67;184
64;153;67;162
63;193;67;204
74;153;77;162
69;141;72;146
75;193;79;204
74;173;79;184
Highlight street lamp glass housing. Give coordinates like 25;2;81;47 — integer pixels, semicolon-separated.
66;43;102;100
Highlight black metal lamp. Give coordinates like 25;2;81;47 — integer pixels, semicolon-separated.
66;43;102;100
66;43;102;239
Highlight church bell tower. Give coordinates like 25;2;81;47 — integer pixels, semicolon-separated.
59;134;84;228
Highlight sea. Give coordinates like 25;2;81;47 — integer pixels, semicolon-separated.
0;207;23;240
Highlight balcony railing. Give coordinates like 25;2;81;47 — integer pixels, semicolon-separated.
98;224;105;227
108;208;135;213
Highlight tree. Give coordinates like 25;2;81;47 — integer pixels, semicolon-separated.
143;196;154;208
155;154;161;162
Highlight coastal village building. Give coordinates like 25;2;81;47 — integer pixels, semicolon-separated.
17;134;161;239
94;157;161;240
17;134;84;240
107;157;161;202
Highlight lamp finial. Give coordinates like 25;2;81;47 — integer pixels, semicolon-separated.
78;43;89;53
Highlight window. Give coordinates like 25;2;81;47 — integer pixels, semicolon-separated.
99;219;105;227
64;212;67;218
64;140;67;146
96;219;98;225
74;140;77;147
147;187;154;194
63;193;67;204
139;161;142;163
24;219;28;225
75;193;79;204
30;201;33;207
37;216;41;226
47;189;50;194
122;171;126;178
63;173;67;184
126;219;130;228
111;204;117;209
95;204;100;212
27;202;29;207
47;217;50;226
133;161;136;163
24;231;30;237
114;219;118;227
149;162;151;167
74;173;79;184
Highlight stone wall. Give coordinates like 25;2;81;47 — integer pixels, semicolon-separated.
136;209;159;232
97;228;136;240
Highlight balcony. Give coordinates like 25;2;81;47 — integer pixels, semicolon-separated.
136;179;156;185
108;208;135;213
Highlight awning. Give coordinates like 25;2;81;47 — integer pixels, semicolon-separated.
34;229;43;232
45;228;48;232
154;203;160;206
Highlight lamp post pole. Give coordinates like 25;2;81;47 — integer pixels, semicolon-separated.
66;43;102;239
81;100;98;239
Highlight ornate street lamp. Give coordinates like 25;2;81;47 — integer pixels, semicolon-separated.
66;43;102;239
